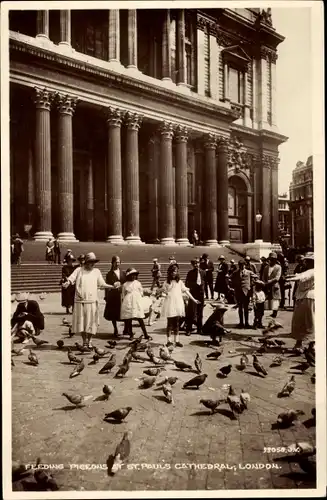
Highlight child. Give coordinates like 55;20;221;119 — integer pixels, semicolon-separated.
252;280;266;329
151;258;161;290
160;265;200;348
120;268;152;340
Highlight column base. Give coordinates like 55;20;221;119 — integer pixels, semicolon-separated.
218;240;230;246
34;231;54;241
204;239;219;247
244;241;273;261
57;232;79;242
106;235;125;245
125;236;144;245
176;238;191;246
160;238;177;245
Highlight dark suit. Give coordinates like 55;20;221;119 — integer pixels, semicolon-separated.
11;300;45;331
231;269;256;326
200;258;214;299
104;269;126;322
214;262;229;296
185;268;205;334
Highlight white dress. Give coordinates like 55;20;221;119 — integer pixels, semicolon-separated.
160;279;189;318
67;267;107;335
120;280;145;320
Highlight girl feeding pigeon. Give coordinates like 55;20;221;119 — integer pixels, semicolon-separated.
160;265;200;348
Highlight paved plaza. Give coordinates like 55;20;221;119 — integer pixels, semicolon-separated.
11;295;316;492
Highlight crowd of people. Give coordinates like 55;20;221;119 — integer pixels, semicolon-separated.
11;249;315;352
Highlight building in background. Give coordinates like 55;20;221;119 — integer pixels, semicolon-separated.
9;7;287;245
278;193;291;246
289;156;313;249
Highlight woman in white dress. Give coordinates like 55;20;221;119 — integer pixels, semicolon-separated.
62;252;116;348
161;265;200;348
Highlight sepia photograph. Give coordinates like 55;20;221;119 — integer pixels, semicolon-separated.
1;0;325;497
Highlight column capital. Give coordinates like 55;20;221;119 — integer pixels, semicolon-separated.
56;94;78;115
159;121;174;140
217;136;229;152
125;111;143;130
203;133;217;150
106;107;123;127
174;125;189;143
34;87;55;110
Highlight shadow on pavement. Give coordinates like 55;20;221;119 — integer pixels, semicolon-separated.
190;410;212;416
53;405;84;411
216;408;237;420
246;370;266;378
152;395;168;403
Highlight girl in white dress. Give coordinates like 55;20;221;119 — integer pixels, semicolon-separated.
161;265;199;347
63;252;115;348
120;268;152;340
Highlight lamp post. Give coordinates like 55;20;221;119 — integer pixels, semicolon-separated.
255;212;263;242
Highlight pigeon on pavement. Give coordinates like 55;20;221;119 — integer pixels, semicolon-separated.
62;392;92;407
174;360;193;371
69;359;85;378
31;336;49;347
93;346;109;357
56;340;64;349
276;409;305;428
278;375;296;397
28;350;39;366
199;398;225;414
227;386;244;416
252;355;268;376
162;383;173;403
99;355;116;374
156;376;178;387
183;373;207;389
103;385;113;400
206;350;223;360
143;367;164;377
240;389;251;410
114;361;130;378
139;376;156;389
67;348;82;365
107;431;132;475
218;364;232;378
194;353;202;374
270;355;283;367
104;407;133;422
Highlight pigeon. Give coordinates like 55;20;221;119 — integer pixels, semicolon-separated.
156;376;178;387
194;353;202;374
183;373;207;389
276;409;305;427
151;356;165;365
270;355;283;367
199;398;224;414
104;407;132;422
62;392;92;407
107;431;132;475
143;367;164;377
146;346;155;360
275;339;286;346
252;355;268;376
218;364;232;378
159;346;172;362
33;468;58;491
267;319;284;330
122;352;133;365
278;375;296;397
93;346;109;357
238;355;247;370
56;340;64;349
227;386;244;415
62;318;70;326
291;361;310;373
167;344;174;354
174;360;193;371
28;349;39;366
93;353;100;364
103;385;113;400
239;389;251;409
31;336;49;347
131;352;145;362
99;355;116;374
69;359;85;378
206;350;222;360
11;346;27;356
39;292;47;301
114;361;130;378
139;376;156;389
67;348;82;364
311;373;315;384
162;383;173;403
106;341;117;349
75;342;91;353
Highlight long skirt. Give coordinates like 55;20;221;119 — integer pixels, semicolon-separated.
291;298;315;342
72;301;99;336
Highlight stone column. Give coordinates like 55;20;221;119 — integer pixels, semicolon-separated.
194;144;204;238
34;88;53;240
108;10;120;63
148;135;159;243
223;62;230;102
159;122;175;244
86;158;94;241
36;11;49;39
59;10;71;46
259;48;270;129
175;125;189;245
106;107;124;244
197;28;205;96
203;134;218;246
127;10;137;69
176;9;186;86
162;9;172;81
27;147;35;227
262;156;272;242
270;52;278;127
57;94;78;242
125;112;142;243
209;34;219;100
217;138;230;245
244;64;251;126
271;158;279;243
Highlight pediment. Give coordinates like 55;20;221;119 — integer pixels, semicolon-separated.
221;44;251;69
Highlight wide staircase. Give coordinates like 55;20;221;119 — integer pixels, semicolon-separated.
11;242;245;293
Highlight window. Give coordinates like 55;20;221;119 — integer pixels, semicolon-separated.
228;187;236;216
170;13;177;83
229;67;244;104
204;30;210;96
185;11;196;89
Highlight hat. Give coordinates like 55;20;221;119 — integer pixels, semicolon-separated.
269;252;277;259
202;253;209;259
77;254;85;262
260;256;267;261
245;256;251;261
219;255;225;260
153;258;158;262
126;267;139;277
238;259;245;265
304;252;314;260
66;254;76;262
230;259;235;264
84;252;99;264
16;292;30;302
169;256;175;261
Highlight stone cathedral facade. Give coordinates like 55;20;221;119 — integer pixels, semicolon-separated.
9;7;287;244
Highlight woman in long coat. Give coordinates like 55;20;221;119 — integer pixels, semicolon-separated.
60;254;76;314
104;255;126;337
214;256;230;299
262;252;282;318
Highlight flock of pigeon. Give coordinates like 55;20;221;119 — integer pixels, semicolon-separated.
11;316;316;491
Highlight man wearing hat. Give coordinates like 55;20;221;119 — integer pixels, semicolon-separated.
62;252;117;348
259;256;268;281
11;292;45;342
12;233;24;265
214;255;229;299
245;255;257;274
151;258;162;290
200;253;214;300
231;260;257;328
202;301;229;345
262;252;282;318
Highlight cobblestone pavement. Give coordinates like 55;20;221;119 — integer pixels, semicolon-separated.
11;297;316;492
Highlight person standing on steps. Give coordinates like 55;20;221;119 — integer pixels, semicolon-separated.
185;258;206;336
62;252;116;349
262;252;282;318
200;253;214;300
12;233;24;265
53;238;61;265
104;255;126;338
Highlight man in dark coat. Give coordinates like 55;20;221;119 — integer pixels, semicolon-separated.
202;302;229;345
11;292;45;341
214;255;229;299
12;234;24;265
259;256;268;280
104;255;126;337
245;255;257;274
185;258;205;336
200;253;214;300
231;260;257;328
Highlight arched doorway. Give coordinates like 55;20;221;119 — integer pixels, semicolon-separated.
228;175;249;243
